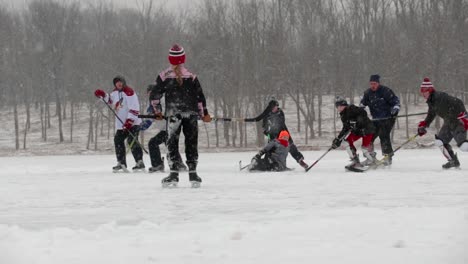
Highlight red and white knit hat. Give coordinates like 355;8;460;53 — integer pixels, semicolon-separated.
168;44;186;65
420;77;435;93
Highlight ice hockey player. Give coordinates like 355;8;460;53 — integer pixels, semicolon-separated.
332;96;376;172
360;74;400;166
244;99;309;170
248;130;291;172
417;77;468;169
140;86;187;173
149;44;211;188
94;76;145;172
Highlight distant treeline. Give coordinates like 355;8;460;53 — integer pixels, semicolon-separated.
0;0;467;150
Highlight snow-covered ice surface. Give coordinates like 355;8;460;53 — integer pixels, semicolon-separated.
1;149;467;264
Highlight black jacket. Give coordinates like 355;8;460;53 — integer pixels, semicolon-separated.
338;105;375;138
245;107;288;139
360;85;400;119
149;66;208;117
424;91;467;126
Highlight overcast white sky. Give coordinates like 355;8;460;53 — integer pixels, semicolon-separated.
1;0;200;11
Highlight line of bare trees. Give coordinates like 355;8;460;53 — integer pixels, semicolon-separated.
1;0;467;151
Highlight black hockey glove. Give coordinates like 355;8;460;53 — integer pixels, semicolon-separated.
391;106;400;117
331;138;342;149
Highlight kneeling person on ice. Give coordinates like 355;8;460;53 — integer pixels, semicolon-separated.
332;97;376;171
248;130;291;172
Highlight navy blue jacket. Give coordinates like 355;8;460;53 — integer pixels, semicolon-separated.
360;85;400;119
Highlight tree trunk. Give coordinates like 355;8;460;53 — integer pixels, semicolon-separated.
14;103;19;150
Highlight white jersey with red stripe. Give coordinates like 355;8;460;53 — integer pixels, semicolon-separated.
103;86;142;130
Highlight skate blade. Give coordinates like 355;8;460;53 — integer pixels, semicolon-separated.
113;169;130;173
190;181;201;188
132;168;146;173
162;182;178;188
345;166;366;173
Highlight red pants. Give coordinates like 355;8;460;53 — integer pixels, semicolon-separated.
346;133;374;151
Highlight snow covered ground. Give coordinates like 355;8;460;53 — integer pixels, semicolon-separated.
1;149;467;264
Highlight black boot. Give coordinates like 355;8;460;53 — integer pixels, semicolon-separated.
162;171;179;188
112;162;129;173
188;162;202;188
442;153;460;169
149;164;165;173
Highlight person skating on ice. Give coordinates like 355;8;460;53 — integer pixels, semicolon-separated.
94;76;145;172
332;96;376;171
417;77;468;169
360;74;400;166
149;44;211;188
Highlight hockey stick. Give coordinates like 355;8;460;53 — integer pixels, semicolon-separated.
371;112;427;122
373;133;419;167
99;98;149;154
138;114;254;123
306;131;351;172
305;147;333;172
239;160;250;171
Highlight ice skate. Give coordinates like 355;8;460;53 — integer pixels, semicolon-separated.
189;172;202;188
345;155;365;172
162;172;179;188
112;162;129;173
148;164;165;173
132;160;146;172
442;154;460;169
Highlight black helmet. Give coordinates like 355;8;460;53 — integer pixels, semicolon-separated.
334;96;348;107
268;99;279;108
113;75;126;87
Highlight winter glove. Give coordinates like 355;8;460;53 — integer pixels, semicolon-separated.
154;112;164;120
140;120;152;131
94;89;106;98
391;106;400;117
253;153;262;160
202;114;212;123
417;121;427;136
123;119;134;131
457;112;468;131
331;137;342;149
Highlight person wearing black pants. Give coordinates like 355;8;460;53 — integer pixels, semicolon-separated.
114;126;143;170
140;102;186;172
94;76;145;172
417;77;468;169
149;44;211;188
360;74;400;165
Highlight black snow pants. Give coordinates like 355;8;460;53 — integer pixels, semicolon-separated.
372;119;395;155
114;126;143;167
166;115;199;171
148;130;184;167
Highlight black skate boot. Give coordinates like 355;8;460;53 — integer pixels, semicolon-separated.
162;171;179;188
188;162;202;188
113;162;129;173
149;164;164;173
132;160;145;172
442;153;460;169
